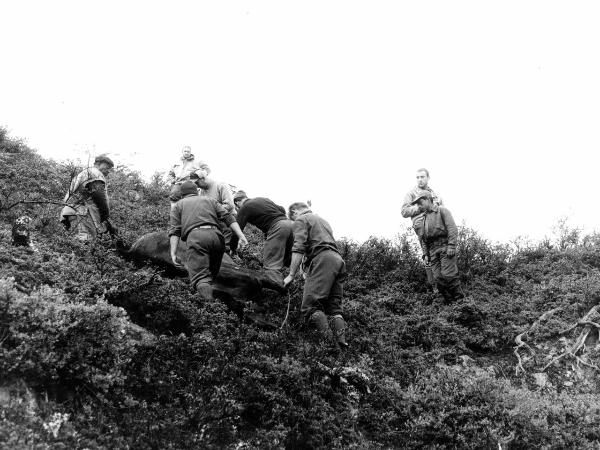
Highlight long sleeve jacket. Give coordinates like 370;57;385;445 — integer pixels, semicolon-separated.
169;195;236;242
62;167;109;222
168;155;211;184
418;205;457;256
230;197;287;252
401;186;443;225
291;211;339;262
199;180;235;214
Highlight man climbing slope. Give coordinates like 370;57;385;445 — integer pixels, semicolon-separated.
169;181;248;299
231;191;294;288
284;202;348;350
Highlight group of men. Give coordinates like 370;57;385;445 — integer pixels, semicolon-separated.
60;147;464;350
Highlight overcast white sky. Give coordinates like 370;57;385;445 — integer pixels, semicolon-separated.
1;1;599;243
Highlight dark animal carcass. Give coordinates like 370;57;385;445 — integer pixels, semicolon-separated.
120;231;285;300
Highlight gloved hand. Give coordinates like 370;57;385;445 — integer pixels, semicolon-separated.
446;247;456;258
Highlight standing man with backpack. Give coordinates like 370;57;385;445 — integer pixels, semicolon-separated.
401;168;443;290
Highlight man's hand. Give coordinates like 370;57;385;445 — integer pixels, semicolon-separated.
171;253;183;268
446;247;456;258
237;235;248;249
422;254;431;265
283;274;294;289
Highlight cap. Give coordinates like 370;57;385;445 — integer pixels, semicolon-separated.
94;155;114;168
410;190;432;205
180;180;198;197
233;190;247;202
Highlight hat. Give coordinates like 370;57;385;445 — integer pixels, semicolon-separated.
94;155;114;168
233;190;247;202
410;190;432;205
180;181;198;197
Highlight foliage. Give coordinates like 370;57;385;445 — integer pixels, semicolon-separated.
3;128;600;448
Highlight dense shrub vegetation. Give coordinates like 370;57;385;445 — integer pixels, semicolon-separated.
2;128;600;448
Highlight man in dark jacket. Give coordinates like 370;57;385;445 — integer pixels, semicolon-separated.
284;202;348;349
412;191;464;303
169;181;248;299
231;191;294;287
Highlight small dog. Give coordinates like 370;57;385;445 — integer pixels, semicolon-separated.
11;216;37;251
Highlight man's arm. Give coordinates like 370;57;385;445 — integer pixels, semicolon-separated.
229;206;248;253
88;180;110;222
441;207;458;251
401;191;419;218
169;235;183;267
218;183;235;213
229;222;248;249
284;219;308;288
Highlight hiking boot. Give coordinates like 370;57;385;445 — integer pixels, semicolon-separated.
309;310;331;338
195;283;214;301
330;314;348;349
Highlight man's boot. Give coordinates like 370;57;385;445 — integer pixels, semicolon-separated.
309;310;331;338
437;283;453;304
425;265;435;292
329;314;348;349
449;280;465;301
195;283;214;301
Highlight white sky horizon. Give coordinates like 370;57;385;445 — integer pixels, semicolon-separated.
1;1;599;244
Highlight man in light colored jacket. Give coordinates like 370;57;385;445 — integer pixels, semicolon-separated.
60;155;114;241
401;168;443;289
168;146;210;206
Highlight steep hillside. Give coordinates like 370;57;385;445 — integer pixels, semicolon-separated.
2;129;600;449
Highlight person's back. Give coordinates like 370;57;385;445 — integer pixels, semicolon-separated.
231;193;293;287
169;195;225;242
236;197;287;233
292;211;339;262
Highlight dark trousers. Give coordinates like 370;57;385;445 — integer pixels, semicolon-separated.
186;228;225;289
263;219;294;285
301;250;346;321
430;246;462;301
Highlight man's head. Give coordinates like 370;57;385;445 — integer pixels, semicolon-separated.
416;168;430;189
94;155;114;176
233;191;248;209
288;202;310;220
181;146;192;159
180;180;198;197
192;168;211;190
411;190;433;212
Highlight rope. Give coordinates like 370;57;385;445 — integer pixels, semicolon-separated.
280;291;292;329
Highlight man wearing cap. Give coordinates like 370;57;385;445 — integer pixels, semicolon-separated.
401;168;443;289
284;202;348;350
60;155;115;241
231;191;294;287
168;146;210;208
169;180;248;298
411;191;464;303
